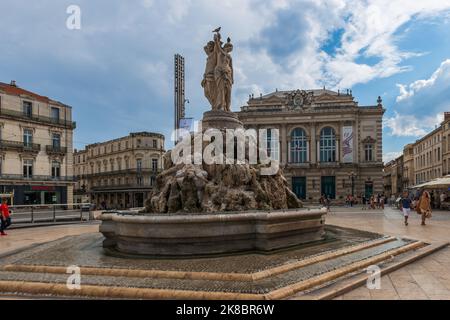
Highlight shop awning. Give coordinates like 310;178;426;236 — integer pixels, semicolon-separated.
410;175;450;189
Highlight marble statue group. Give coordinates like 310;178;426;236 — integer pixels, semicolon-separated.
202;28;233;112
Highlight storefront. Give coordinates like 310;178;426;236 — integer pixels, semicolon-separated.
0;185;67;205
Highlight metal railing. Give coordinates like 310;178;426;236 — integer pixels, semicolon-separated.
83;168;162;178
0;108;76;129
90;183;154;191
0;174;75;182
0;139;41;152
8;203;93;225
46;145;68;154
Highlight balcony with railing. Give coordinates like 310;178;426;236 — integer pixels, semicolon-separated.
85;168;162;178
91;183;154;191
0;108;76;129
0;174;74;182
46;145;68;155
0;140;41;153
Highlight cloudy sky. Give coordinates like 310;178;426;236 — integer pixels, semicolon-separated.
1;0;450;162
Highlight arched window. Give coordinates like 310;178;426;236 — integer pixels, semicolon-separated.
290;128;308;163
320;127;336;162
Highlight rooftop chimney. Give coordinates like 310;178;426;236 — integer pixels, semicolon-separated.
10;80;17;87
445;112;450;121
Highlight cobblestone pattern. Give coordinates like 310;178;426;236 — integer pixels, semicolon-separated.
0;238;412;294
0;226;383;274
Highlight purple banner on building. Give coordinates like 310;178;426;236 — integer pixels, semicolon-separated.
342;126;354;163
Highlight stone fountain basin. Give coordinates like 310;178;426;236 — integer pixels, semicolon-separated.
99;208;327;257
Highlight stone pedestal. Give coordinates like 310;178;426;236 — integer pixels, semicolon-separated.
202;110;243;131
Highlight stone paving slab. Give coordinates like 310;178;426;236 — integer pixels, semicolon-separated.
327;207;450;300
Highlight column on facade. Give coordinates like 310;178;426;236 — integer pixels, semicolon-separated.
354;119;359;164
310;124;316;164
336;123;341;162
281;125;287;165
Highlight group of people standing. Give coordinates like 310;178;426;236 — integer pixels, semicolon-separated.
0;198;12;236
361;193;386;210
400;190;432;226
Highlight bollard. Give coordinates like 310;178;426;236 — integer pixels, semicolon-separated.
53;205;56;222
31;206;34;223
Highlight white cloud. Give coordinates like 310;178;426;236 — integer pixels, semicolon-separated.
396;59;450;102
383;151;402;163
384;112;444;137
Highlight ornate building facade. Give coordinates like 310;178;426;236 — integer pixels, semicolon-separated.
441;113;450;176
73;132;165;209
0;81;75;205
238;89;385;203
413;126;442;185
383;155;404;197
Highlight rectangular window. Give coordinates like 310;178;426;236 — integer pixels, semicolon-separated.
23;159;33;178
153;139;158;148
52;133;61;149
51;161;61;178
23;129;33;147
365;144;373;162
23;101;32;117
51;107;60;122
265;129;280;161
152;159;158;171
137;159;142;172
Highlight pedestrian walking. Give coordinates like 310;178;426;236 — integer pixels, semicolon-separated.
440;192;447;210
362;194;367;210
417;190;432;226
400;191;412;226
0;198;12;236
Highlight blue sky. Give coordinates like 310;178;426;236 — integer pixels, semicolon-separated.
1;0;450;162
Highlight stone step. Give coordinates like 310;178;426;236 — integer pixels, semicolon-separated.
292;241;449;300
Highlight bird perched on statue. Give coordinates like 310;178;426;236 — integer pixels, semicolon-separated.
212;27;221;33
227;37;231;43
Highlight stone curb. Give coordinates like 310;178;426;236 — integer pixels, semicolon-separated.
264;241;426;300
312;241;450;300
10;221;98;230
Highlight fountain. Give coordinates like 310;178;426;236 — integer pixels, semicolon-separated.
100;29;327;256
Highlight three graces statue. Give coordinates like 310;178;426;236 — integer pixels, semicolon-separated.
202;28;233;112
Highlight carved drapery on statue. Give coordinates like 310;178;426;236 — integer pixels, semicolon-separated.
202;30;233;112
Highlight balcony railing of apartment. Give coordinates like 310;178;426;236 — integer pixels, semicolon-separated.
46;145;68;154
0;108;76;129
0;139;41;152
84;168;162;178
0;174;74;182
90;183;154;191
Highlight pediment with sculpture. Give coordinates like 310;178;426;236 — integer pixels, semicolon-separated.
286;90;314;110
362;136;377;144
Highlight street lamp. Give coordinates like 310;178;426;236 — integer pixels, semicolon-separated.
349;171;356;197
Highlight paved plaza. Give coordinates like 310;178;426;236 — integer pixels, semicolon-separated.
0;207;449;300
325;206;450;300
